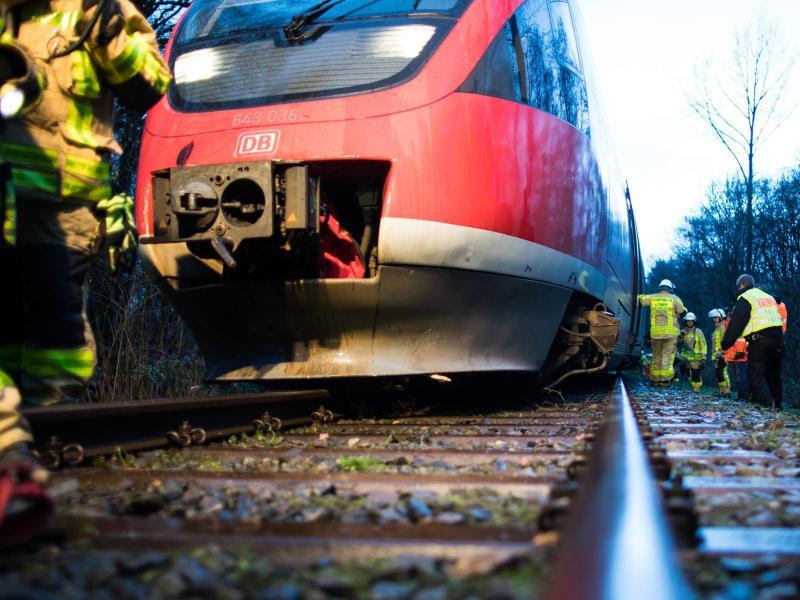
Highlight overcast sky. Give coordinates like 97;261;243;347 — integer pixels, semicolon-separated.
577;0;800;269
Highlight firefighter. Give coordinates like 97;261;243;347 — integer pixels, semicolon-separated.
678;312;707;392
0;0;170;543
638;279;687;387
708;308;730;396
640;349;652;380
721;275;784;409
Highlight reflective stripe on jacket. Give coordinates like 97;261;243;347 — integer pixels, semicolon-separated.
740;288;784;337
711;323;726;357
1;0;171;203
638;291;685;338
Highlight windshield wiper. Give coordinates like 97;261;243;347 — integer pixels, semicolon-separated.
283;0;433;44
283;0;347;42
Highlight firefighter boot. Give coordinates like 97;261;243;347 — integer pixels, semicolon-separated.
0;442;53;548
718;382;730;397
691;381;702;393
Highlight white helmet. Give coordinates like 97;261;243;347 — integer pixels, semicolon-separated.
684;312;697;322
708;309;723;319
658;279;674;292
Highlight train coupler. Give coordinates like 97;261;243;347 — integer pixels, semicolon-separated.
149;161;320;264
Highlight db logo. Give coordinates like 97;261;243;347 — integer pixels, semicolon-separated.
235;130;280;156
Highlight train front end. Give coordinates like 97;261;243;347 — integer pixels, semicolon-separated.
136;0;629;383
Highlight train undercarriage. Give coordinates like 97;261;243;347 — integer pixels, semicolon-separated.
141;159;620;385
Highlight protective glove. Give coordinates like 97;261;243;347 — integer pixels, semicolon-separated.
74;0;124;48
96;193;137;273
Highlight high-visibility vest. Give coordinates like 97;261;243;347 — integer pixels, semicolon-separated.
646;295;679;336
777;303;787;333
725;338;748;362
1;0;171;204
740;288;784;337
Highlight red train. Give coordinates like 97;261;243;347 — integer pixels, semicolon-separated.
135;0;644;384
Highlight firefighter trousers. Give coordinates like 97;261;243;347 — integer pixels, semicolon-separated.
747;333;782;410
650;337;678;383
729;362;748;401
0;198;98;452
714;356;730;393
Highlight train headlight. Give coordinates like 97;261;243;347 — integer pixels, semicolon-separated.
170;23;440;107
366;25;435;59
174;47;223;84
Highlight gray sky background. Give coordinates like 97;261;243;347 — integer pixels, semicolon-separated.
578;0;800;269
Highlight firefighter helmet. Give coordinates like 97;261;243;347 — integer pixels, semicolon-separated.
658;279;674;292
684;312;697;322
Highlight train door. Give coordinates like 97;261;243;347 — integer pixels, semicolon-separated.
626;183;645;348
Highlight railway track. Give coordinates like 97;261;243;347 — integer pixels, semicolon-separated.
632;384;800;599
1;377;798;598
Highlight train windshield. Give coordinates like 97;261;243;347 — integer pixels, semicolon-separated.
169;0;472;111
177;0;471;43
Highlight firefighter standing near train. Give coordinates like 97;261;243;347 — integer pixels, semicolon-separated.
722;274;784;410
677;312;707;393
638;279;687;387
0;0;170;544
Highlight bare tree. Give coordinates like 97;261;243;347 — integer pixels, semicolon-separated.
689;21;796;273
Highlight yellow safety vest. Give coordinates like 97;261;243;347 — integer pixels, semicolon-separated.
741;288;784;337
649;296;679;336
1;0;171;203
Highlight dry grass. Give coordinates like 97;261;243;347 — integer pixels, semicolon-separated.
86;258;205;402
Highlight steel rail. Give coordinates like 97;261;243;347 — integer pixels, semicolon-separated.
545;378;694;600
22;389;332;464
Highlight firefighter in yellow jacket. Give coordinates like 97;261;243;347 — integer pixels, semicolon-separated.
721;275;784;409
678;312;707;393
0;0;170;541
638;279;687;387
708;308;730;396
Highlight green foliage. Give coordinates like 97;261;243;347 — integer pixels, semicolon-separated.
253;429;283;446
335;456;385;472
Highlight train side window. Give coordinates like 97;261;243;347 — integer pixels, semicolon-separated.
458;22;522;104
547;0;590;135
515;0;559;119
547;1;581;71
